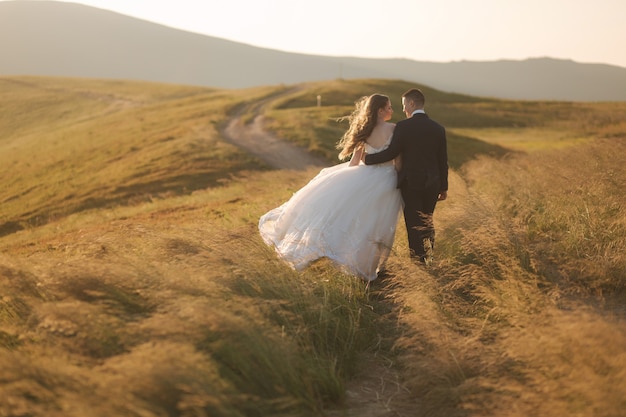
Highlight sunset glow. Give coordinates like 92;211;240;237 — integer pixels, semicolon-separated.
18;0;626;68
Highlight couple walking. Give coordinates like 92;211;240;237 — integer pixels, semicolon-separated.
259;88;448;281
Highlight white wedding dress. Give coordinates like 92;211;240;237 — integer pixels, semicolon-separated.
258;138;402;281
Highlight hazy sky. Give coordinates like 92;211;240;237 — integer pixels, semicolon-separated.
23;0;626;68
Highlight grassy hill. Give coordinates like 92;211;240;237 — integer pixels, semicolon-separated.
0;77;276;236
1;76;625;416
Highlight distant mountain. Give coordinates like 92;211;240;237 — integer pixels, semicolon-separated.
2;1;626;101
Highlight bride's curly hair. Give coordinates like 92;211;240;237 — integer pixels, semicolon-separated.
336;94;389;160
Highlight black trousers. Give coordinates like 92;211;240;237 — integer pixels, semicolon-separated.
400;183;440;260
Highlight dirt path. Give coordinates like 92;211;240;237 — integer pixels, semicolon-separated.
326;354;419;417
221;89;328;170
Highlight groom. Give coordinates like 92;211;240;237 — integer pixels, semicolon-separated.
364;88;448;264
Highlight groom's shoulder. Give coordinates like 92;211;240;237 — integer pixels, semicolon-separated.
396;117;413;128
424;116;445;130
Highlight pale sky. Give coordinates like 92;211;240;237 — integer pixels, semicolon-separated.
20;0;626;68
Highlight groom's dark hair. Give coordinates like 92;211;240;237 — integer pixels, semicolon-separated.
403;88;425;108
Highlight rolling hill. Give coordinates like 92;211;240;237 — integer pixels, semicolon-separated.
1;76;625;417
2;0;626;101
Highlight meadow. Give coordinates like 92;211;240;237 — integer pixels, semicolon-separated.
1;76;625;417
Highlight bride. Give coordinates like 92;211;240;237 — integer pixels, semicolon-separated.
258;94;403;281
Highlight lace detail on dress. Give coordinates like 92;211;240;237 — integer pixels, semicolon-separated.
364;135;394;166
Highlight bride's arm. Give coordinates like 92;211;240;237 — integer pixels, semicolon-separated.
394;155;402;172
348;145;364;167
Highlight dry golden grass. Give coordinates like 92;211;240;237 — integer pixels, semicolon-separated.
385;138;626;417
1;76;625;416
462;138;626;296
1;167;388;416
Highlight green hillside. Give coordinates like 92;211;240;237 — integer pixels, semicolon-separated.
1;76;625;417
3;76;625;235
0;77;276;235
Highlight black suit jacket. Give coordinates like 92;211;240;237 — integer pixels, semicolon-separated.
365;113;448;192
